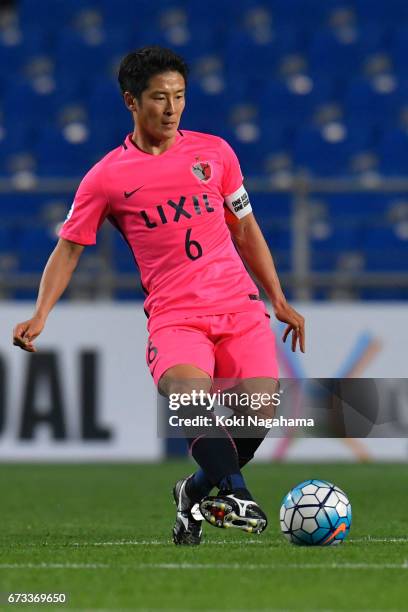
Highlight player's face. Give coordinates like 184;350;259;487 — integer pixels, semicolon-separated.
136;71;185;140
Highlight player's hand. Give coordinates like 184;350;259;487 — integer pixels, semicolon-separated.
273;300;305;353
12;315;45;353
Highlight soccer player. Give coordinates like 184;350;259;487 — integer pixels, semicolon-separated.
13;46;305;545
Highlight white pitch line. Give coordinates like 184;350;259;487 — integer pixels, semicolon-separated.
0;563;109;569
5;537;408;548
70;539;265;547
3;537;408;549
1;562;408;570
349;537;408;543
136;562;408;570
71;540;167;546
71;537;408;546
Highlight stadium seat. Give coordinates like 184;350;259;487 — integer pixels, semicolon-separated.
358;25;390;58
19;0;101;27
343;76;400;127
378;128;408;175
100;0;166;29
324;193;390;222
3;78;57;125
35;126;93;176
258;77;335;125
292;124;371;175
54;30;112;80
308;28;360;80
390;28;408;76
271;0;347;30
87;77;130;144
17;225;59;272
362;227;408;278
354;0;408;26
181;83;230;133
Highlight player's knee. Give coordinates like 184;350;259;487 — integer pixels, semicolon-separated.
159;369;212;400
225;377;280;418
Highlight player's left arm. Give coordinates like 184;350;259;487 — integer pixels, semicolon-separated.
227;211;305;353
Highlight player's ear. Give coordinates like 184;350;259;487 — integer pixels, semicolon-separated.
124;91;139;112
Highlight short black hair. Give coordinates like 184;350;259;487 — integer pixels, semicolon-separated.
118;46;189;100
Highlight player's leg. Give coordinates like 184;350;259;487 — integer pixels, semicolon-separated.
160;364;245;490
149;322;254;493
198;311;279;533
160;364;254;542
147;323;215;545
147;320;252;543
198;377;276;534
214;311;279;468
160;365;212;545
225;376;279;469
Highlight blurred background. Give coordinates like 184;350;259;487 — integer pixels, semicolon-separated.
0;0;407;463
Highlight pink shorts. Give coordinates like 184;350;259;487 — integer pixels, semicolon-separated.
146;310;279;386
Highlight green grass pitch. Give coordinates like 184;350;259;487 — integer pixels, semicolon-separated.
0;462;407;610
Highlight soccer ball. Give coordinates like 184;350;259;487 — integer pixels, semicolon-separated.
280;479;352;546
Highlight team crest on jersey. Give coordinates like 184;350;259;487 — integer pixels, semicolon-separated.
191;161;212;182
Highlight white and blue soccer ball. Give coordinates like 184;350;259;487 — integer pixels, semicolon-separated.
280;479;352;546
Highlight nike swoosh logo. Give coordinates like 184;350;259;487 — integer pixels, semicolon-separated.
124;186;144;198
323;521;347;544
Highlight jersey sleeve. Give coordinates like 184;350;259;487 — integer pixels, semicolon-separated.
220;137;244;197
58;162;109;245
219;138;253;220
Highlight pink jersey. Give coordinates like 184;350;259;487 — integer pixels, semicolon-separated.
59;130;267;329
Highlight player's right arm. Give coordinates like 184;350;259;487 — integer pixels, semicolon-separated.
13;160;109;353
13;239;85;352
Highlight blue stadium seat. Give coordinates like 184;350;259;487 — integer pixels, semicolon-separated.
19;0;99;28
312;225;362;251
358;25;390;58
0;195;46;220
258;77;334;126
87;77;130;141
185;0;241;30
253;193;291;221
1;118;35;157
391;28;408;76
3;79;57;124
362;227;408;272
293;124;371;175
224;28;300;79
0;28;51;81
50;75;84;110
0;224;16;252
271;0;348;30
324;193;390;221
378;128;408;175
308;29;360;80
354;0;408;26
54;30;112;80
254;193;291;271
221;128;287;175
17;226;59;272
181;83;230;133
0;45;23;81
136;27;216;64
35;127;93;176
100;0;171;29
343;77;400;127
